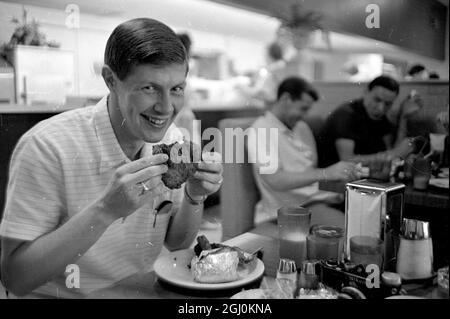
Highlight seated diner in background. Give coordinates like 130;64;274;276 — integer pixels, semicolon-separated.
319;75;423;172
247;77;363;229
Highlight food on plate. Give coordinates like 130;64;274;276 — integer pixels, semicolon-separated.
231;288;287;299
232;283;339;299
297;283;338;299
231;289;268;299
190;235;261;283
152;141;200;189
193;235;261;265
191;246;240;283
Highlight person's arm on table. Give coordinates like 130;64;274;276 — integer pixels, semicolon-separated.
336;138;385;164
336;137;414;164
1;154;168;296
165;152;223;251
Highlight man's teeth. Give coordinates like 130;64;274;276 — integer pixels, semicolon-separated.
150;118;165;125
143;115;166;125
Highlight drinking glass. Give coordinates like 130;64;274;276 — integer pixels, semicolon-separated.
412;157;431;190
278;207;311;267
307;225;344;261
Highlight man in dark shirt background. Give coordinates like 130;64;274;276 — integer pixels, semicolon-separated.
319;75;422;168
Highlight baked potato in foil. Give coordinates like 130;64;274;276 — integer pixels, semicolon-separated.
190;235;261;283
191;247;240;283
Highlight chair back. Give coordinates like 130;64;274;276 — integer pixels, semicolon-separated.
218;117;260;241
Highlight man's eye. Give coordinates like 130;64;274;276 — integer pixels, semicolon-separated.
172;87;185;95
142;86;157;93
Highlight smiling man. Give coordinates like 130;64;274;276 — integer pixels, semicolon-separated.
0;18;223;298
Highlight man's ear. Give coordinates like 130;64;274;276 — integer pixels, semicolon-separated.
102;65;116;91
279;92;291;104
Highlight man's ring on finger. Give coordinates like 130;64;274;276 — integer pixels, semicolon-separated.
217;177;224;185
139;181;150;195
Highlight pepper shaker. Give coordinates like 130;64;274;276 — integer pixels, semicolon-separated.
298;260;320;290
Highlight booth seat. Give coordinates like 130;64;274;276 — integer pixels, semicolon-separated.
219;116;326;241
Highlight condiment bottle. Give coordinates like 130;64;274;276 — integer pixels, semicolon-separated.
276;258;297;297
396;219;434;280
298;260;320;290
276;258;298;282
307;225;344;261
381;271;402;296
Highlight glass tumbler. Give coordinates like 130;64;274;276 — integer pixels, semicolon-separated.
412;157;432;190
307;225;344;261
278;207;311;267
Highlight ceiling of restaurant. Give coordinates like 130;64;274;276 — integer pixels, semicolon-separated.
214;0;449;17
6;0;448;19
212;0;449;60
3;0;448;59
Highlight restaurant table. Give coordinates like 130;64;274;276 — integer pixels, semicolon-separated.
87;232;444;299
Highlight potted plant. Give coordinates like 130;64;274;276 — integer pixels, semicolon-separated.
0;6;60;66
277;4;330;51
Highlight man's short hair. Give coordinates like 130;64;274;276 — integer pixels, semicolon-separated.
267;42;283;62
105;18;187;80
177;33;192;56
407;64;426;76
277;77;319;101
367;75;400;95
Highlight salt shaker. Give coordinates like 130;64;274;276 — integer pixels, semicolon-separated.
276;258;298;282
298;260;320;290
276;258;298;298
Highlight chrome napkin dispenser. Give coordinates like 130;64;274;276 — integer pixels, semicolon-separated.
345;179;405;271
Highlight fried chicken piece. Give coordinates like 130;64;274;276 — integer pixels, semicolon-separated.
152;141;200;189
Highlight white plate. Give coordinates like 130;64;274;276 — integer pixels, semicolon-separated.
429;177;449;189
438;168;449;178
385;295;425;299
154;248;265;290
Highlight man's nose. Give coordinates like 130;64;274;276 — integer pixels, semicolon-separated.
153;91;172;115
376;102;386;112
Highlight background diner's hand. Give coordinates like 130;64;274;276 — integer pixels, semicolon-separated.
98;154;168;222
391;138;416;159
324;161;362;182
186;152;223;200
399;91;424;119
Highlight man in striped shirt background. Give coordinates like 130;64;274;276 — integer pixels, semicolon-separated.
0;18;223;298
